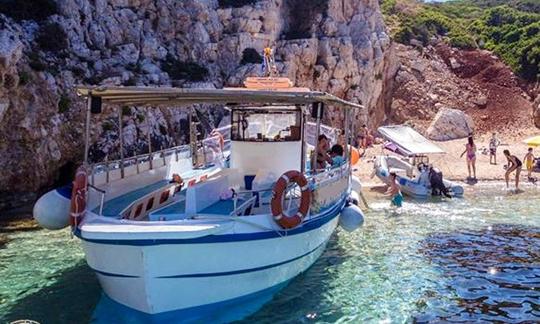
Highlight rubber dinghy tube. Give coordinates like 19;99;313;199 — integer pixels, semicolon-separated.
271;170;311;229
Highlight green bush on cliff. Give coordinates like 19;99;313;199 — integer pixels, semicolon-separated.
381;0;540;81
218;0;257;8
282;0;329;40
0;0;57;22
37;22;69;53
58;94;71;114
240;48;263;64
161;55;209;82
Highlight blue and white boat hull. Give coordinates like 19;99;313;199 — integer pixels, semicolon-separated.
78;204;341;320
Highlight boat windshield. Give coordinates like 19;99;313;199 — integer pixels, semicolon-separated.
231;107;301;142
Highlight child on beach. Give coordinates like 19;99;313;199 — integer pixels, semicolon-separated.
524;147;535;181
460;136;477;180
489;133;500;165
385;172;403;207
503;149;522;190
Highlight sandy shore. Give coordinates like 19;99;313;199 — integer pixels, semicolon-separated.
354;129;539;186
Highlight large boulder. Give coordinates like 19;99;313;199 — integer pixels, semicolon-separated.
427;108;474;141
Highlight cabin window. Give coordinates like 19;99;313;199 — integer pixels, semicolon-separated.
231;107;302;142
160;191;170;204
146;197;155;211
134;204;143;218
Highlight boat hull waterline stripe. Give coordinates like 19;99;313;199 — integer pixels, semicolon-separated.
91;240;327;279
78;196;346;246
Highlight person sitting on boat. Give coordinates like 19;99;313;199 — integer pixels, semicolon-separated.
170;173;184;193
330;144;345;167
503;149;522;189
385;172;403;207
416;163;430;186
311;134;332;170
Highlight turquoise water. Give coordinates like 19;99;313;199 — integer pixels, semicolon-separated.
1;183;539;323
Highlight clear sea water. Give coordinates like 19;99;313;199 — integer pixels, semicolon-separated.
1;183;539;323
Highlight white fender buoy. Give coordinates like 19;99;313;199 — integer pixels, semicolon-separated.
351;175;362;193
350;190;360;206
339;203;364;232
33;188;71;230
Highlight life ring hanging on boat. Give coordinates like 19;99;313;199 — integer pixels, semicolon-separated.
271;170;311;229
69;166;88;227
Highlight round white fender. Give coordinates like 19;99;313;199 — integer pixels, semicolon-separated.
33;189;71;230
349;190;360;206
339;203;365;232
351;175;362;193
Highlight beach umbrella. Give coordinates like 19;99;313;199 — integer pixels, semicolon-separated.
523;135;540;147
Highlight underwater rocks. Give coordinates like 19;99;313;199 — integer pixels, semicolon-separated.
416;224;540;323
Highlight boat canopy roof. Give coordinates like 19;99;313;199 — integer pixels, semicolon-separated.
378;125;445;156
76;86;364;112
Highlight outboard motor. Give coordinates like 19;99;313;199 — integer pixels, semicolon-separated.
429;167;451;198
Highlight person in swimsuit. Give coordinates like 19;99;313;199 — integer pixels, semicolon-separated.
460;136;477;180
385;172;403;207
503;149;522;189
524;147;535;180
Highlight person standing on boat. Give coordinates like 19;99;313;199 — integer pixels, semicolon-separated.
503;149;522;189
385;172;403;207
460;136;477;180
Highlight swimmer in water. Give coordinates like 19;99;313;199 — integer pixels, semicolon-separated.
385;172;403;207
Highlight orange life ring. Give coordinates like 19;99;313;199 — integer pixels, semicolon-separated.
271;170;311;229
69;166;87;227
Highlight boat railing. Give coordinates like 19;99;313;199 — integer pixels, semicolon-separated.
88;137;231;187
88;183;106;216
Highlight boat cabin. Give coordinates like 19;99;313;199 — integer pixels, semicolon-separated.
230;105;304;180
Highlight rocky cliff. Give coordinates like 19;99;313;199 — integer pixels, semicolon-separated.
0;0;394;210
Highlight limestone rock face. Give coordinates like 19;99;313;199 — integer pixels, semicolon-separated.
427;108;475;141
0;0;395;210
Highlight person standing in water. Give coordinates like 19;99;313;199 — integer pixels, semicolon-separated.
460;136;477;180
503;149;522;189
385;172;403;207
489;133;500;165
524;147;535;181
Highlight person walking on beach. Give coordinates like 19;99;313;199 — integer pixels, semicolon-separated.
524;147;535;181
489;133;500;165
385;172;403;207
503;149;522;189
460;136;477;180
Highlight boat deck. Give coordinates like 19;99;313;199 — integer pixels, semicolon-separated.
96;167;217;217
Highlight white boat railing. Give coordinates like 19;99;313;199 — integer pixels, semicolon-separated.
88;137;231;187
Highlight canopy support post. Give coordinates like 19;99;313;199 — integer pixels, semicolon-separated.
344;109;350;169
118;107;125;178
83;95;92;166
313;102;323;175
146;109;153;170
